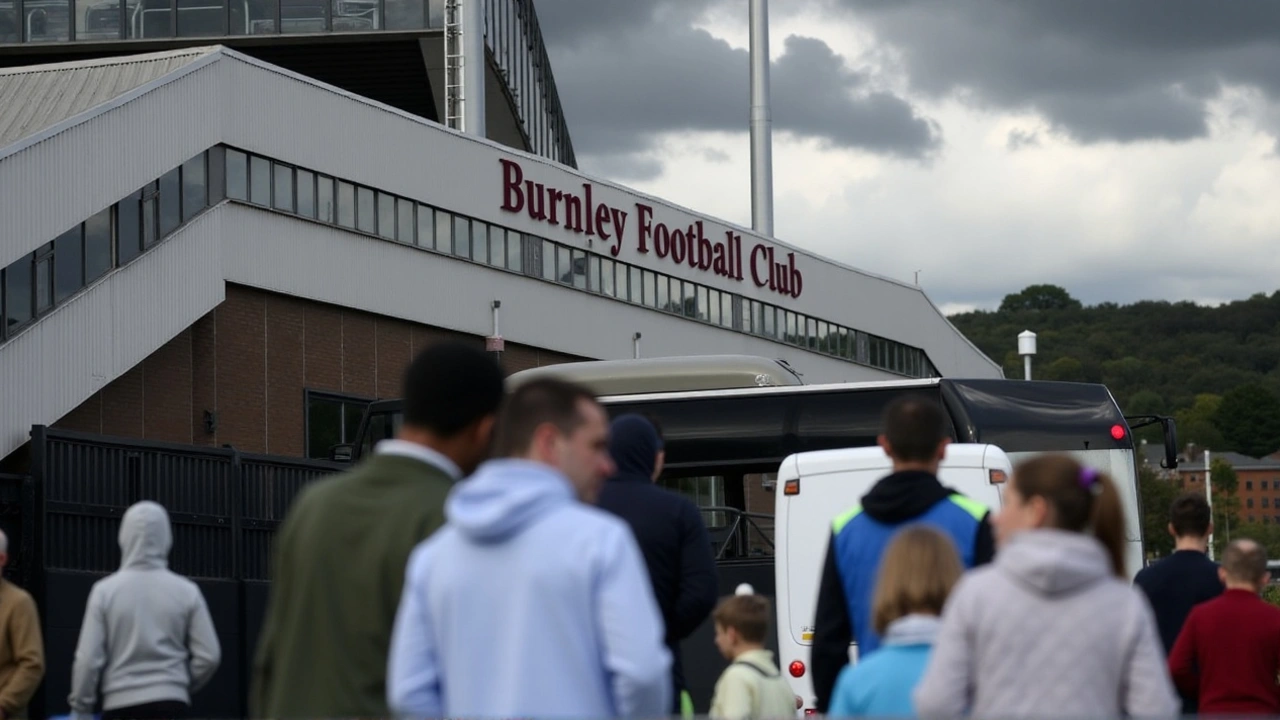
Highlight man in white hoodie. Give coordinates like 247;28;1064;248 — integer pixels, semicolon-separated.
68;501;221;720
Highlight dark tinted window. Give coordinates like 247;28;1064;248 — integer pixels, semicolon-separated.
603;394;797;467
159;167;182;236
941;379;1129;452
795;387;950;453
84;208;113;283
182;153;207;221
53;226;83;304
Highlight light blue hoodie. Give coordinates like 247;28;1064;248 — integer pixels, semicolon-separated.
829;614;940;718
387;459;673;719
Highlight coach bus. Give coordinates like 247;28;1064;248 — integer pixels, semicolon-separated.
339;355;1177;709
341;355;1177;570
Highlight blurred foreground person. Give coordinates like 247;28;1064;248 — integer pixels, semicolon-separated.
252;342;504;719
69;502;220;720
0;530;42;720
387;378;671;719
597;414;718;717
914;455;1178;720
812;395;994;712
828;525;962;718
1169;539;1280;715
708;588;796;720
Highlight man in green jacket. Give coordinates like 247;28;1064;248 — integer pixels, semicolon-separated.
250;342;505;719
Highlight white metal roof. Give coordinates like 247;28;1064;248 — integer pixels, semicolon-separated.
0;47;220;150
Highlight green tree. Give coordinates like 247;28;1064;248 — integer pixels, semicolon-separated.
998;284;1083;313
1042;356;1085;382
1210;457;1240;555
1139;465;1177;559
1176;394;1227;452
1215;384;1280;458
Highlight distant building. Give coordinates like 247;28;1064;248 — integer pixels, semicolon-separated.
1142;444;1280;525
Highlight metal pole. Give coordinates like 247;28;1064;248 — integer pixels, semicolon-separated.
633;332;642;359
462;0;486;136
1205;449;1214;560
749;0;774;236
1023;355;1032;381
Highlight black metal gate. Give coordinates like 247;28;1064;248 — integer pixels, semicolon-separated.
24;426;342;719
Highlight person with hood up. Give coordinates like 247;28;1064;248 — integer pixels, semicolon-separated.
810;395;995;713
596;414;718;718
68;501;221;720
913;455;1178;719
387;378;672;719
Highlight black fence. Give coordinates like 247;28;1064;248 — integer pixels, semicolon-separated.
13;427;781;718
23;426;344;720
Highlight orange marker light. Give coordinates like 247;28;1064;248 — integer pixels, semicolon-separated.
784;479;800;496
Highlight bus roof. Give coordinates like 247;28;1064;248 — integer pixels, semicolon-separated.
598;377;940;403
506;354;805;396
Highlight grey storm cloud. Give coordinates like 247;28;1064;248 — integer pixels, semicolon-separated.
533;0;939;175
828;0;1280;144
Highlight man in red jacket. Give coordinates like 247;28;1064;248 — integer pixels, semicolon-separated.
1169;538;1280;714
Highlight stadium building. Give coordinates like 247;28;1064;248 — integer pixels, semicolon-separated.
0;2;1003;715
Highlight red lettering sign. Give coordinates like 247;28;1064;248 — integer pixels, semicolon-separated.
498;159;801;298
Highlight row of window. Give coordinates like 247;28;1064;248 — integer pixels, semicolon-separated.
1;149;220;342
0;0;443;44
483;0;574;168
224;146;938;378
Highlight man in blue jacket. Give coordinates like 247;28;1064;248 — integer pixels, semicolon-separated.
810;395;995;713
597;414;719;718
387;379;672;719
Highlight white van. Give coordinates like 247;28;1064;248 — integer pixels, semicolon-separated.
773;443;1012;714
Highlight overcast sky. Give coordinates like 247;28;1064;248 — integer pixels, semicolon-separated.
533;0;1280;314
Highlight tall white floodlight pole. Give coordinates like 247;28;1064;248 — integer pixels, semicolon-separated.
462;0;486;136
749;0;774;236
1018;330;1037;381
1205;449;1214;560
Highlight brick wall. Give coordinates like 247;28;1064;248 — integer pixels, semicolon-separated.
53;284;588;456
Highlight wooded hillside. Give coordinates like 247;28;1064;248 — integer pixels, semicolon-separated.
948;285;1280;458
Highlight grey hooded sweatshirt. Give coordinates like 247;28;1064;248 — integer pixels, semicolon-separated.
914;529;1179;720
68;501;221;714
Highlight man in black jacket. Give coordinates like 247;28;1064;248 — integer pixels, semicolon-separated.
597;414;719;717
810;395;996;713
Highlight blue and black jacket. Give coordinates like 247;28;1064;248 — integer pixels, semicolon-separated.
810;470;995;713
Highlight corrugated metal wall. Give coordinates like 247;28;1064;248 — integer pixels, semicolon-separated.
211;53;998;376
0;212;225;459
220;205;895;385
0;59;222;269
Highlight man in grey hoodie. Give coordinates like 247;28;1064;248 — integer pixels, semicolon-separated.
68;501;221;720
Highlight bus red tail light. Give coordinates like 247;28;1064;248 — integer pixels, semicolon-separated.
1111;424;1127;441
789;660;805;678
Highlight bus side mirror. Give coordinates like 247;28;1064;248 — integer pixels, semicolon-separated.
1124;414;1179;470
1160;417;1179;470
330;443;354;463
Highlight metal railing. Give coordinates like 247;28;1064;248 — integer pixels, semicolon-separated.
704;506;775;561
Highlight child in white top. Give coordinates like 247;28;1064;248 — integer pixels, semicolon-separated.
709;586;798;720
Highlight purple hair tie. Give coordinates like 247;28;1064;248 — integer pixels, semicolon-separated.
1079;467;1102;495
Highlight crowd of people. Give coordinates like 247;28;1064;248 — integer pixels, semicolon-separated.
1;341;1277;719
812;395;1280;719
